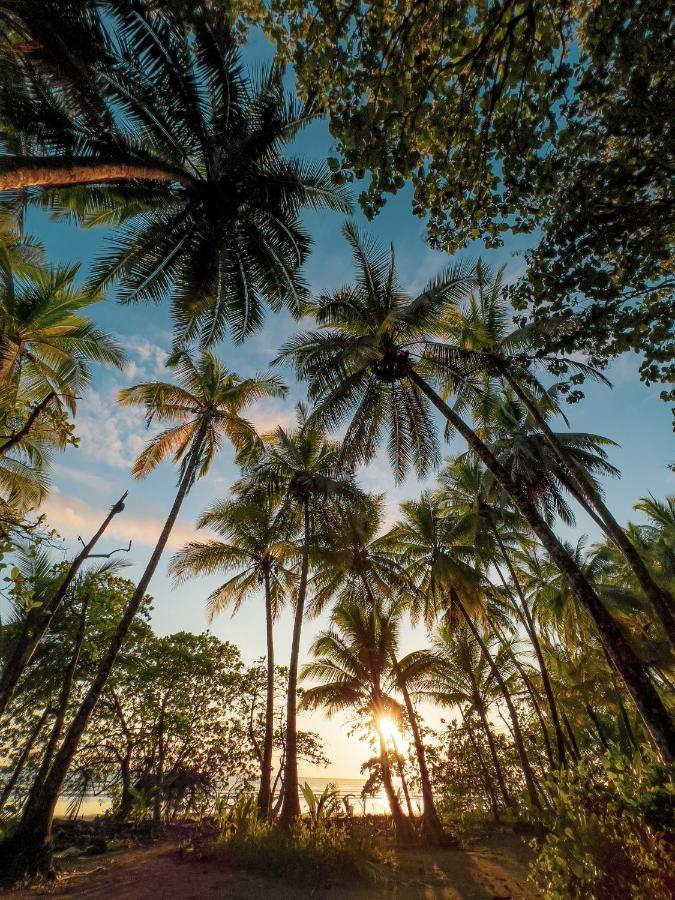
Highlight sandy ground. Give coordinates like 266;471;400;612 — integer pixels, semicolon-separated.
1;832;539;899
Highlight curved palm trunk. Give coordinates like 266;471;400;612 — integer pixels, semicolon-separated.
0;492;127;719
506;375;675;646
279;500;311;826
476;702;514;811
393;657;446;842
27;595;90;804
376;728;414;843
562;713;582;762
396;757;415;819
407;369;675;762
0;156;191;191
465;717;500;821
0;430;205;878
258;568;275;820
490;533;567;768
0;391;56;456
0;706;51;811
453;591;540;809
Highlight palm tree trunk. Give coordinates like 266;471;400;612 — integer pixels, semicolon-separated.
453;591;540;809
586;704;610;751
0;706;51;811
377;729;414;843
0;491;127;719
562;713;582;762
396;757;415;819
279;499;310;826
407;369;675;762
476;702;514;812
0;429;205;878
258;567;275;820
0;156;192;191
392;655;446;842
465;717;500;821
26;595;90;804
490;529;567;768
506;375;675;646
0;391;56;456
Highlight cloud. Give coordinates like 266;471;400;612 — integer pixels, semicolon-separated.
247;398;296;434
41;492;200;550
122;336;171;379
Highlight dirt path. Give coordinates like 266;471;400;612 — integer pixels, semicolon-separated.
2;834;539;899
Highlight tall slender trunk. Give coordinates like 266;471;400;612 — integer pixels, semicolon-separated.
0;492;127;718
279;500;310;826
396;757;415;819
0;391;56;456
453;591;540;809
586;704;610;751
377;728;414;843
476;701;514;811
28;595;90;803
407;369;675;761
258;567;275;820
490;530;567;767
562;713;581;762
392;655;446;842
0;156;192;192
0;706;51;811
465;717;500;821
0;428;205;878
506;374;675;646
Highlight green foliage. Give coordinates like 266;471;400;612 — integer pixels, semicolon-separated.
214;795;388;884
531;751;675;899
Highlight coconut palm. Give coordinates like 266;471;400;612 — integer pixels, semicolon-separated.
438;455;568;768
278;224;675;761
1;3;351;345
0;263;126;439
383;492;541;808
439;261;675;645
170;495;296;819
310;494;446;841
405;621;520;812
301;595;414;843
239;404;362;825
0;351;285;878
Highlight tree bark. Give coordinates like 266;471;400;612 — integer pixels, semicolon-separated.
506;374;675;646
0;706;51;811
0;391;56;456
0;491;127;718
377;729;414;843
0;155;192;192
0;428;205;878
476;701;514;812
465;717;500;822
407;369;675;762
453;591;540;809
258;567;275;820
279;499;310;826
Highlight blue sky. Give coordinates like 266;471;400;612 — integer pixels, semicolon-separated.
19;34;674;778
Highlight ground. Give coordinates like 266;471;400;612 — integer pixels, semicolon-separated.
0;831;539;899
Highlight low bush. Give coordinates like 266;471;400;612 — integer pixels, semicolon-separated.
530;750;675;899
213;795;392;885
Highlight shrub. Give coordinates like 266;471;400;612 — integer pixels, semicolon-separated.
213;795;392;885
531;750;675;899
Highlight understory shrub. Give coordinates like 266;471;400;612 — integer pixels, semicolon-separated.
213;795;392;884
531;750;675;899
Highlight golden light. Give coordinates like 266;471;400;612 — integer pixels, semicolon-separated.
378;715;407;752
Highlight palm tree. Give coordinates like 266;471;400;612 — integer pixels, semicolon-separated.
405;621;519;813
169;495;295;819
1;4;351;345
383;492;541;808
310;495;446;841
239;405;361;825
439;261;675;645
301;596;414;843
438;455;568;768
0;263;126;441
278;224;675;761
0;351;284;878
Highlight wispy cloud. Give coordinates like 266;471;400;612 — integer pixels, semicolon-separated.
41;492;199;550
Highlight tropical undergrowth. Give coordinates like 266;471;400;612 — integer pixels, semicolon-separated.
213;794;393;885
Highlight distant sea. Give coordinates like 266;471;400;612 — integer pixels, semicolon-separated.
55;776;423;819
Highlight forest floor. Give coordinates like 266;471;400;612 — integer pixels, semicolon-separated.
1;827;540;899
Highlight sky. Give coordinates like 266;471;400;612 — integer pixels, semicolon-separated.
14;30;674;780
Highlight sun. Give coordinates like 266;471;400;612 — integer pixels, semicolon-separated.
378;715;406;751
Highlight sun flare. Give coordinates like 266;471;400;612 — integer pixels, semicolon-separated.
377;715;406;751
